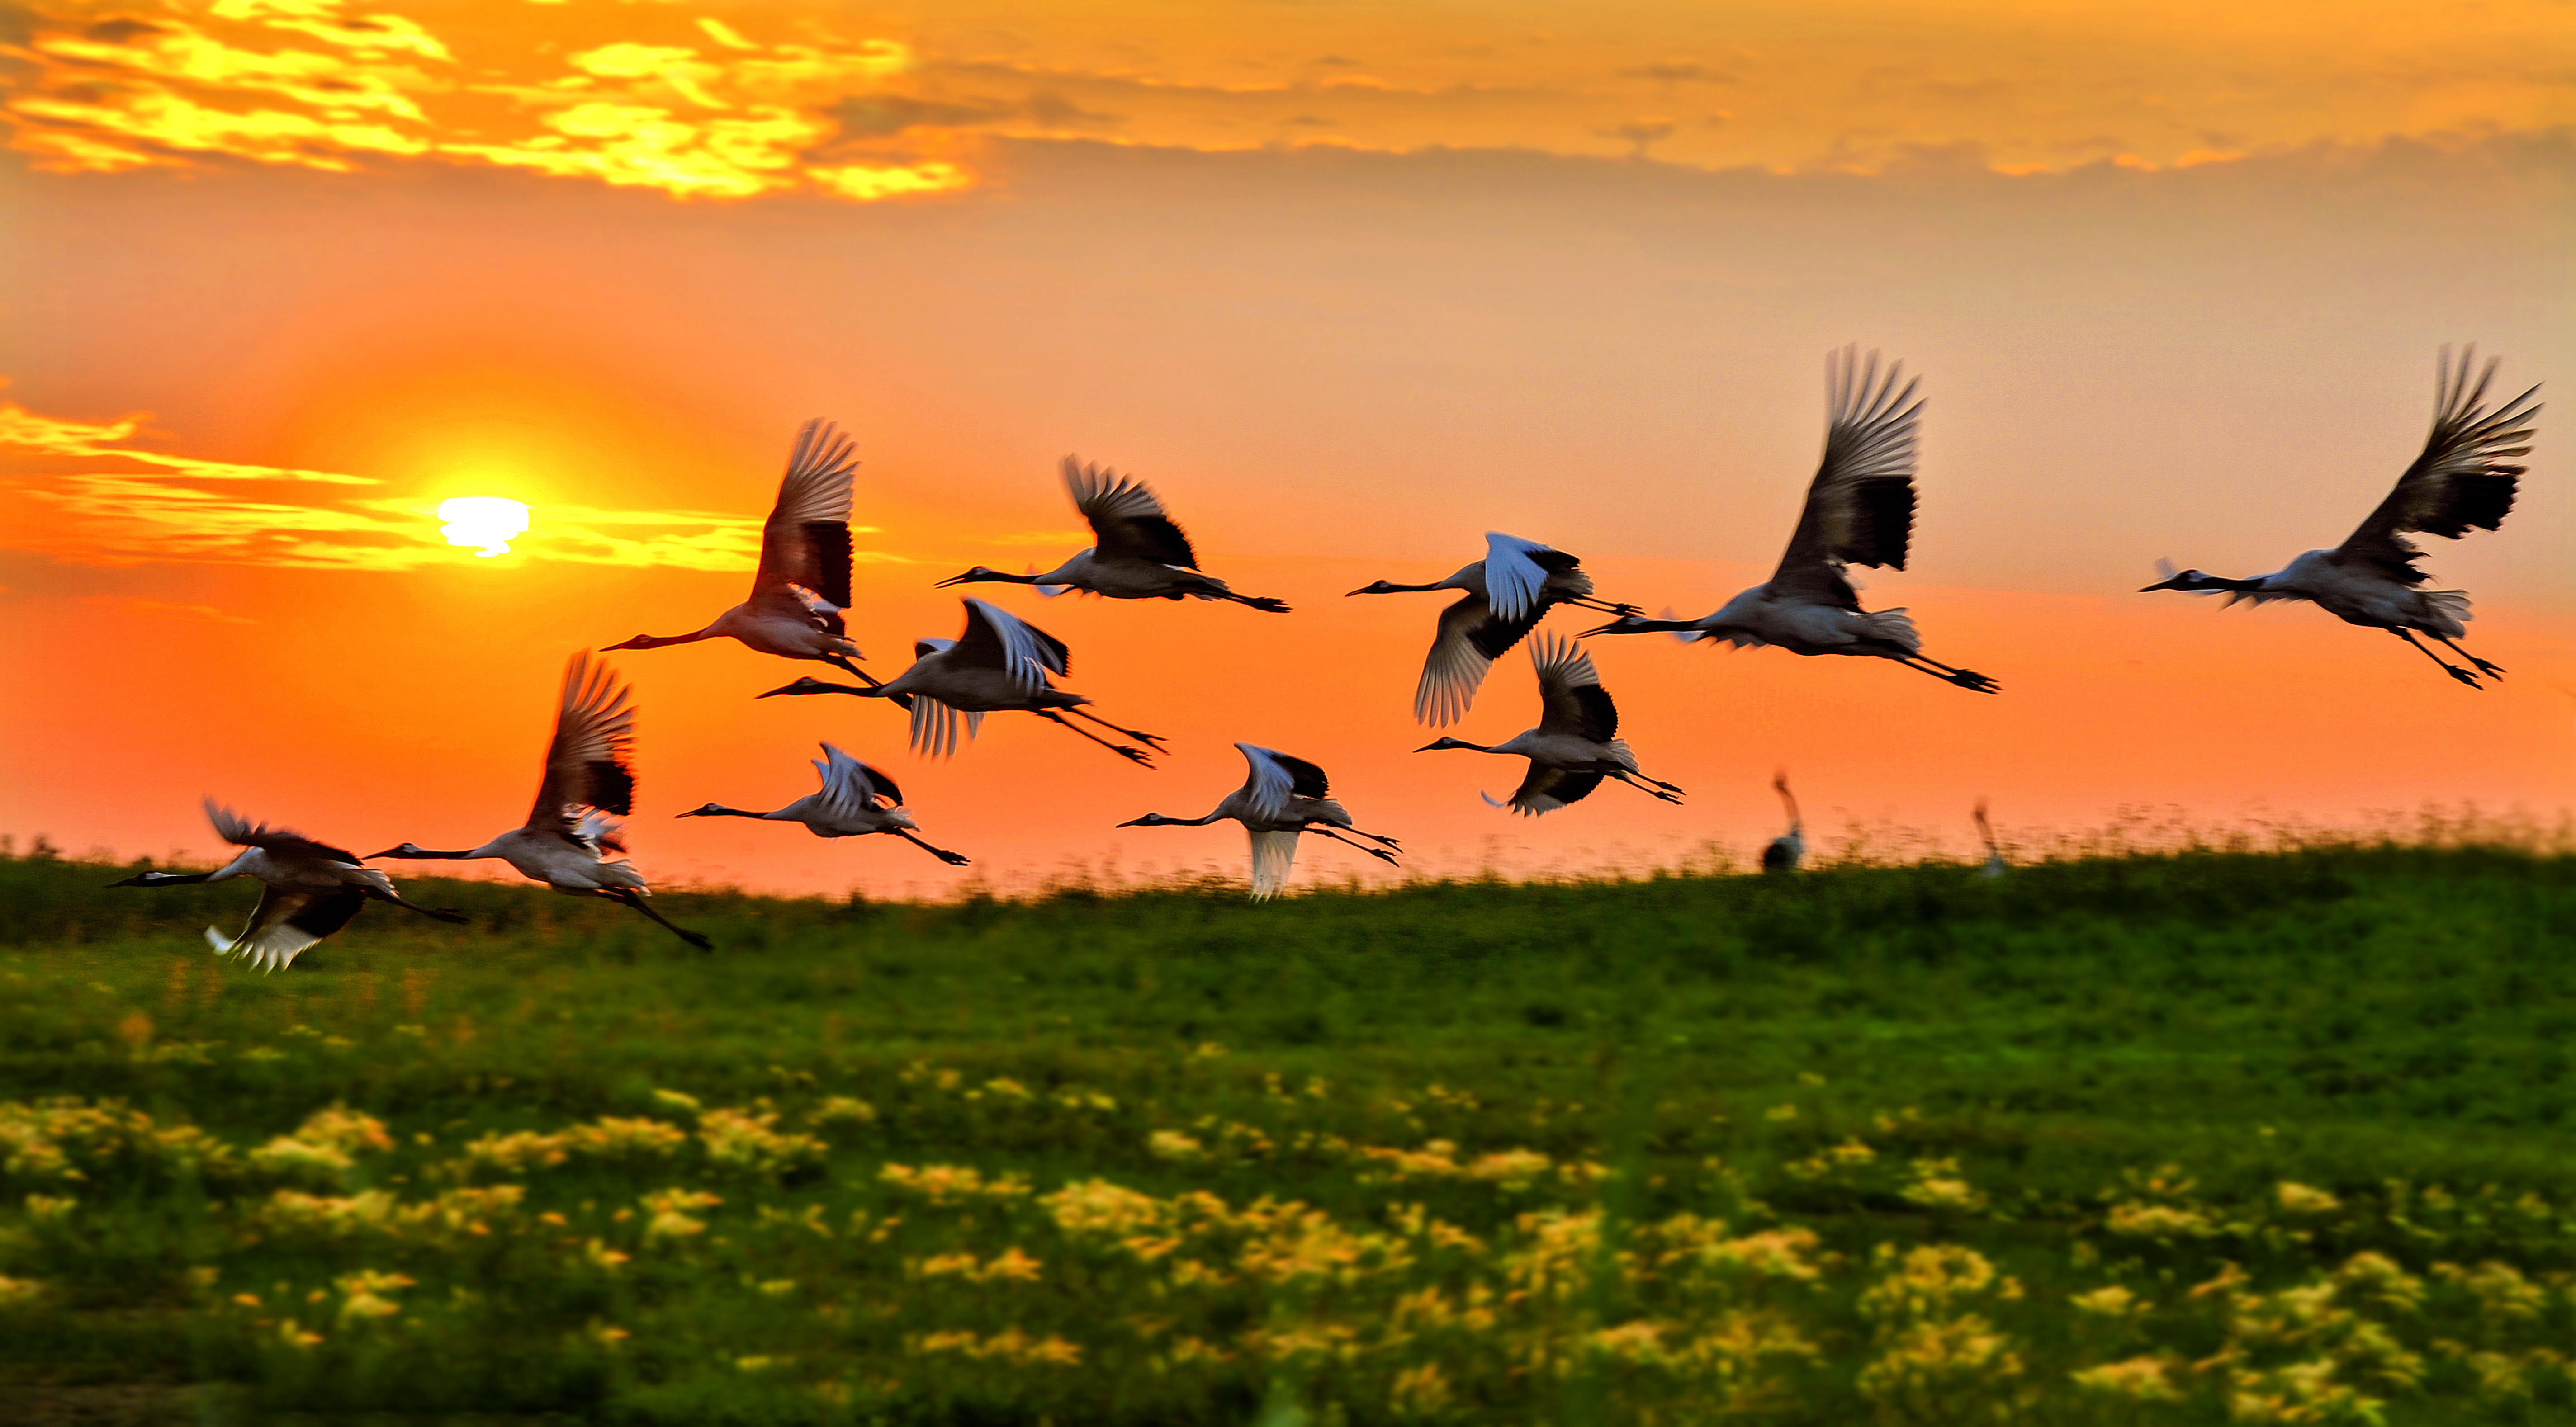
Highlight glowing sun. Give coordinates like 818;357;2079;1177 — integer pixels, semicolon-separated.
437;496;530;557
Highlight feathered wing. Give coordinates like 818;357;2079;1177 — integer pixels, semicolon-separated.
752;419;859;607
812;743;900;821
1771;346;1923;605
907;698;986;759
1416;593;1548;727
1483;533;1582;622
1498;766;1604;817
955;599;1072;696
199;798;365;867
2336;346;2540;584
208;885;366;972
1063;458;1199;568
1235;743;1330;823
1528;633;1618;741
1246;829;1303;899
528;652;637;840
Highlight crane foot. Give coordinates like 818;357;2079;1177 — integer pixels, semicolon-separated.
2445;665;2483;689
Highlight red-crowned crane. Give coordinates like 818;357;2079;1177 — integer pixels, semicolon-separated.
1974;798;2005;878
1349;532;1638;726
677;743;969;866
1415;634;1684;815
1586;348;1998;693
2141;346;2540;688
602;420;893;691
938;458;1290;611
1762;773;1804;873
370;652;712;950
1117;743;1402;898
757;598;1166;767
109;799;465;971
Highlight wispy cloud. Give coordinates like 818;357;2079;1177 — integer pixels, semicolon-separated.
81;595;258;624
0;388;817;572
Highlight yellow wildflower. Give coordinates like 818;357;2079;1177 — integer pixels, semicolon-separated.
2072;1354;2182;1400
2277;1181;2344;1215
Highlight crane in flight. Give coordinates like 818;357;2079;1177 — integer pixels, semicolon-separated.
1586;348;1997;693
1117;743;1401;898
1350;532;1638;726
110;800;465;971
2141;346;2539;688
938;458;1290;611
1762;773;1804;873
758;598;1167;766
603;420;894;692
1415;634;1684;815
678;744;970;866
370;652;713;950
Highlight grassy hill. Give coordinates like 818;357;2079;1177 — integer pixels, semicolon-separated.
0;844;2569;1424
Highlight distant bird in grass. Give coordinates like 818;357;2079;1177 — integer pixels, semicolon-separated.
1117;743;1402;898
2141;346;2539;688
370;652;713;951
938;458;1291;611
109;799;465;972
1586;348;1998;694
1762;773;1804;873
1974;798;2005;878
1415;634;1683;815
602;420;895;693
677;743;969;866
758;598;1167;766
1349;532;1640;726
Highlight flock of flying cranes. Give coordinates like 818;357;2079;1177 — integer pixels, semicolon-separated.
110;346;2540;969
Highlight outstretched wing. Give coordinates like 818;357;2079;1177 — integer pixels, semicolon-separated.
752;419;860;608
2337;346;2539;584
1063;458;1199;568
1773;346;1922;605
1497;767;1603;818
1236;743;1329;822
812;742;901;819
528;651;637;839
1417;592;1545;727
199;798;364;868
1482;533;1585;622
208;885;366;972
1528;633;1618;742
1246;829;1302;900
955;598;1071;695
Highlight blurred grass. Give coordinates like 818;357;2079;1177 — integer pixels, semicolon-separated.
0;841;2569;1424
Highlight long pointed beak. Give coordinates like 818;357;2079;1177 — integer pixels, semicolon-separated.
1413;741;1447;753
2138;578;2183;592
1114;816;1154;828
755;682;800;699
107;874;148;887
363;847;402;859
933;573;968;588
1345;586;1377;597
1579;620;1621;637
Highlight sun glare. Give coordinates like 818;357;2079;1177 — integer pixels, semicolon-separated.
437;496;531;557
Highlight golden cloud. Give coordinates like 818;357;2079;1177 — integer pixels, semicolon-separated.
2;0;970;198
0;389;877;572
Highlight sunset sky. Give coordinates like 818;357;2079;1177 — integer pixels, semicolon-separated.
3;0;2570;897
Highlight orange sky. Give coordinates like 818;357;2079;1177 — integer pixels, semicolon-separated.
2;0;2570;897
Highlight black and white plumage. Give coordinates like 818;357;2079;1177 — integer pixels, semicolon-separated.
1761;772;1804;873
603;420;889;688
1415;634;1684;816
938;458;1290;611
108;799;465;972
756;597;1168;766
1117;743;1401;898
1349;532;1639;726
1586;348;1998;694
2142;346;2540;688
677;743;969;866
1973;798;2005;879
370;652;712;950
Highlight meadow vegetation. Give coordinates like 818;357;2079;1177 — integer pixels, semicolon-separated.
0;837;2569;1424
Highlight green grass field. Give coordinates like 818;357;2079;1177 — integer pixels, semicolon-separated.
1;842;2570;1425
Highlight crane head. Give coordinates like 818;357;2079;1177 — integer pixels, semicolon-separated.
1346;580;1403;596
1415;737;1477;753
1115;813;1174;827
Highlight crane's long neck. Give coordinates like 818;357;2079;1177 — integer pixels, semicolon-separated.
602;628;713;651
120;869;216;886
388;848;481;859
694;805;789;820
1369;581;1449;594
1610;618;1701;634
961;570;1042;585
